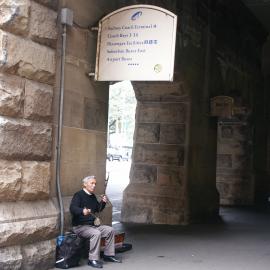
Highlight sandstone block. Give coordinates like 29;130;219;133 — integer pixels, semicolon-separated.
216;181;230;194
0;160;51;202
220;124;249;141
233;125;249;140
218;180;254;206
134;81;188;102
121;187;184;224
217;154;232;168
0;30;55;85
0;199;57;223
134;144;185;166
62;89;84;128
24;80;53;121
234;154;251;170
121;201;152;223
66;27;92;61
84;98;108;132
0;217;57;247
0;73;24;117
29;1;57;48
65;0;119;29
0;116;52;161
20;161;50;200
0;245;22;270
33;0;58;10
0;200;58;247
160;124;185;144
0;0;30;36
157;166;184;186
220;125;233;138
123;182;183;201
0;160;22;202
138;102;187;124
22;239;55;270
131;164;157;184
153;208;185;224
136;123;160;143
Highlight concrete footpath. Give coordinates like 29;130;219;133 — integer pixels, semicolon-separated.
51;207;270;270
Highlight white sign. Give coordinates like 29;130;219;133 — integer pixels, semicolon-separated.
95;5;177;81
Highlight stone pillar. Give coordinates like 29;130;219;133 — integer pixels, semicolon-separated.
121;81;188;224
0;0;58;269
248;36;270;206
255;36;270;204
264;38;270;178
216;120;254;205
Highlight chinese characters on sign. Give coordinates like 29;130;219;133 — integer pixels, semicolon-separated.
95;5;177;81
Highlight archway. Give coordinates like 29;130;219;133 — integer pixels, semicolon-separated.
106;81;136;224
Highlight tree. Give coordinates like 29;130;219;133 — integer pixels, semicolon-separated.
108;81;136;147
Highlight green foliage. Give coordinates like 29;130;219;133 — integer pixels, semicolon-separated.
108;81;136;147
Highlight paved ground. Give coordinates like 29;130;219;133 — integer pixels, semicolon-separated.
51;206;270;270
105;160;130;225
51;162;270;270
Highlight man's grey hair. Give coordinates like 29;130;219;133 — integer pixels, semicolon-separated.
82;175;96;185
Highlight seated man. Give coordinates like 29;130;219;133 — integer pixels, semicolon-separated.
70;175;122;268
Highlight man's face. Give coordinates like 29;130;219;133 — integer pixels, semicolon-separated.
84;178;97;193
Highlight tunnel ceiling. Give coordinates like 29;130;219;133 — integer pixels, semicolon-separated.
242;0;270;32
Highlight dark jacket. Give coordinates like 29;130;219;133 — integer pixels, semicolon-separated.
70;189;106;226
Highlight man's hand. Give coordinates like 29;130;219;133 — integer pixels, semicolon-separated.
101;194;107;203
83;207;91;216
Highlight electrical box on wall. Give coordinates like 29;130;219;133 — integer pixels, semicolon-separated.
61;8;73;26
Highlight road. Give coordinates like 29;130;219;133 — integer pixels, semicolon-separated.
106;160;131;224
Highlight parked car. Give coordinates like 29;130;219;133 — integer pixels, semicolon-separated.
121;153;129;161
107;148;122;161
106;147;130;161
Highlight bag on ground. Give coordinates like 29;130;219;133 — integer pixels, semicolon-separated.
55;233;84;269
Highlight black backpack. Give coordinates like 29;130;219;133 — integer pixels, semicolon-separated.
55;233;84;269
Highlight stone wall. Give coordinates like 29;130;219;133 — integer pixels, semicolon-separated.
0;0;58;269
264;38;270;170
0;0;118;268
213;1;267;206
53;0;120;225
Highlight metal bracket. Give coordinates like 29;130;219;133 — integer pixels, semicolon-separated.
89;26;98;79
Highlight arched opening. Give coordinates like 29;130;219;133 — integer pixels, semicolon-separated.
106;81;137;224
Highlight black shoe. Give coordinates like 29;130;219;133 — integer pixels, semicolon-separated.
103;255;122;263
88;260;103;268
